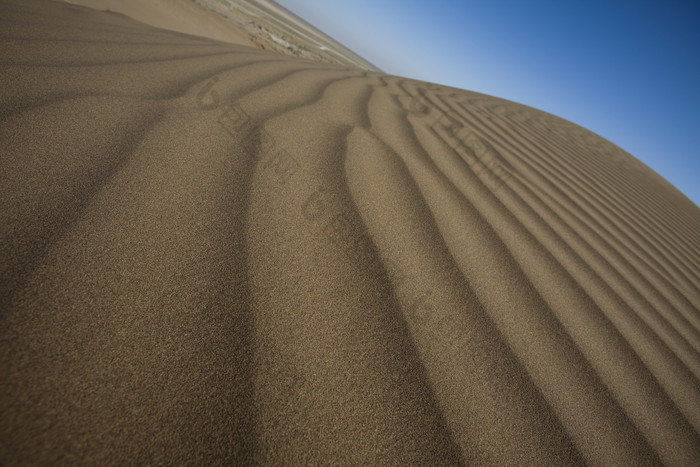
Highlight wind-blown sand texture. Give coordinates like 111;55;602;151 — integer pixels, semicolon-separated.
61;0;258;48
1;0;699;464
60;0;380;70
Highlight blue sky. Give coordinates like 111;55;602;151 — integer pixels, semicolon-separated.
276;0;700;207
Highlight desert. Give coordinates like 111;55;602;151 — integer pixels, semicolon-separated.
1;0;699;464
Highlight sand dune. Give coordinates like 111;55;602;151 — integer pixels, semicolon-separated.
60;0;257;49
1;0;699;464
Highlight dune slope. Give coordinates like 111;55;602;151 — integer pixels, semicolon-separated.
1;0;699;464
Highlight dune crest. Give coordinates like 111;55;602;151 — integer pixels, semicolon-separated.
1;0;699;464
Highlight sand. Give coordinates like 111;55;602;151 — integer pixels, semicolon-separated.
61;0;257;48
59;0;380;70
1;0;699;464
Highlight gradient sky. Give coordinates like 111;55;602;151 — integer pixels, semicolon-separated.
276;0;700;207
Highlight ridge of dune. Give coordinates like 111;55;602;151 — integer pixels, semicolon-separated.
1;0;699;464
59;0;257;48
